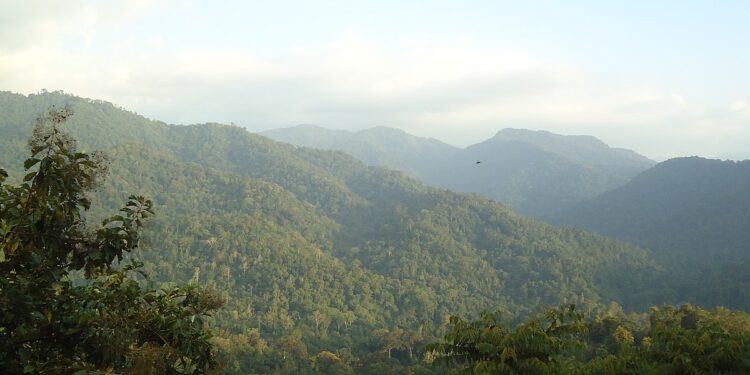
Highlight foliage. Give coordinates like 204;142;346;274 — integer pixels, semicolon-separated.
427;305;587;374
1;91;747;374
263;126;655;217
429;304;750;374
0;108;221;373
556;157;750;310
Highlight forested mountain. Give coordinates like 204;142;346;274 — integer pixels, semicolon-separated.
430;135;629;217
491;128;654;180
264;125;654;217
555;157;750;310
0;91;663;373
262;125;458;181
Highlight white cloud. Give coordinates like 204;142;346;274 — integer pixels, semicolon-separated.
0;0;166;51
0;1;747;160
731;101;750;117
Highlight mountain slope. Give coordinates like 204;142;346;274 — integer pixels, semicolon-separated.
0;91;663;371
555;157;750;309
263;125;654;217
263;124;458;181
0;92;662;310
429;137;627;217
492;128;654;179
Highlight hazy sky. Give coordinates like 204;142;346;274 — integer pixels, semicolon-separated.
1;0;748;160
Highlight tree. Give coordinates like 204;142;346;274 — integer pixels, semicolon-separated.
311;351;353;375
0;108;222;374
312;310;326;335
427;305;587;374
428;304;750;374
373;328;404;359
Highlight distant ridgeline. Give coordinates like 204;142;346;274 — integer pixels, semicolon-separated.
263;125;655;218
0;91;745;373
555;157;750;311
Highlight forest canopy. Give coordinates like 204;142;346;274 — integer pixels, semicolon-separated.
1;94;749;374
0;108;221;374
429;304;750;374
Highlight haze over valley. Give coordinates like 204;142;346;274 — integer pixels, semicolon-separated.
264;125;655;217
2;91;749;373
2;1;749;374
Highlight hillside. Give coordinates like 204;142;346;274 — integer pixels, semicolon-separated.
0;91;663;372
262;125;459;181
555;157;750;310
263;125;655;217
491;128;654;179
431;136;627;217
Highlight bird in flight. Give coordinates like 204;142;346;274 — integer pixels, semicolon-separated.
475;161;481;164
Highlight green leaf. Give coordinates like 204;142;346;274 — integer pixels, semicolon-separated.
174;357;197;374
78;198;91;210
23;172;37;182
24;158;40;169
477;342;498;354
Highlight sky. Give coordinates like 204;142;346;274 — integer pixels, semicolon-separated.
1;0;748;160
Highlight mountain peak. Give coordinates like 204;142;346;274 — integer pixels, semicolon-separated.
489;127;654;171
493;128;606;147
358;125;407;135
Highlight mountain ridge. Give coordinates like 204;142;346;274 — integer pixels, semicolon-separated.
554;156;750;310
263;124;655;217
2;90;747;373
0;90;662;326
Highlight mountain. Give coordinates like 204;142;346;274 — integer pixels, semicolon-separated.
555;157;750;310
262;125;459;181
428;133;633;217
0;91;662;373
263;125;655;217
491;128;654;180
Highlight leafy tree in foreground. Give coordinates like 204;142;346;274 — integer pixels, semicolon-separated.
0;108;222;374
428;304;750;374
427;305;587;374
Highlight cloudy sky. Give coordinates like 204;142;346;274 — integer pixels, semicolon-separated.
1;0;748;159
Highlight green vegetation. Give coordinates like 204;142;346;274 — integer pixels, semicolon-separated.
0;91;665;373
262;125;459;181
556;157;750;310
491;128;653;181
0;108;220;373
1;91;748;374
263;126;654;217
430;304;750;374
